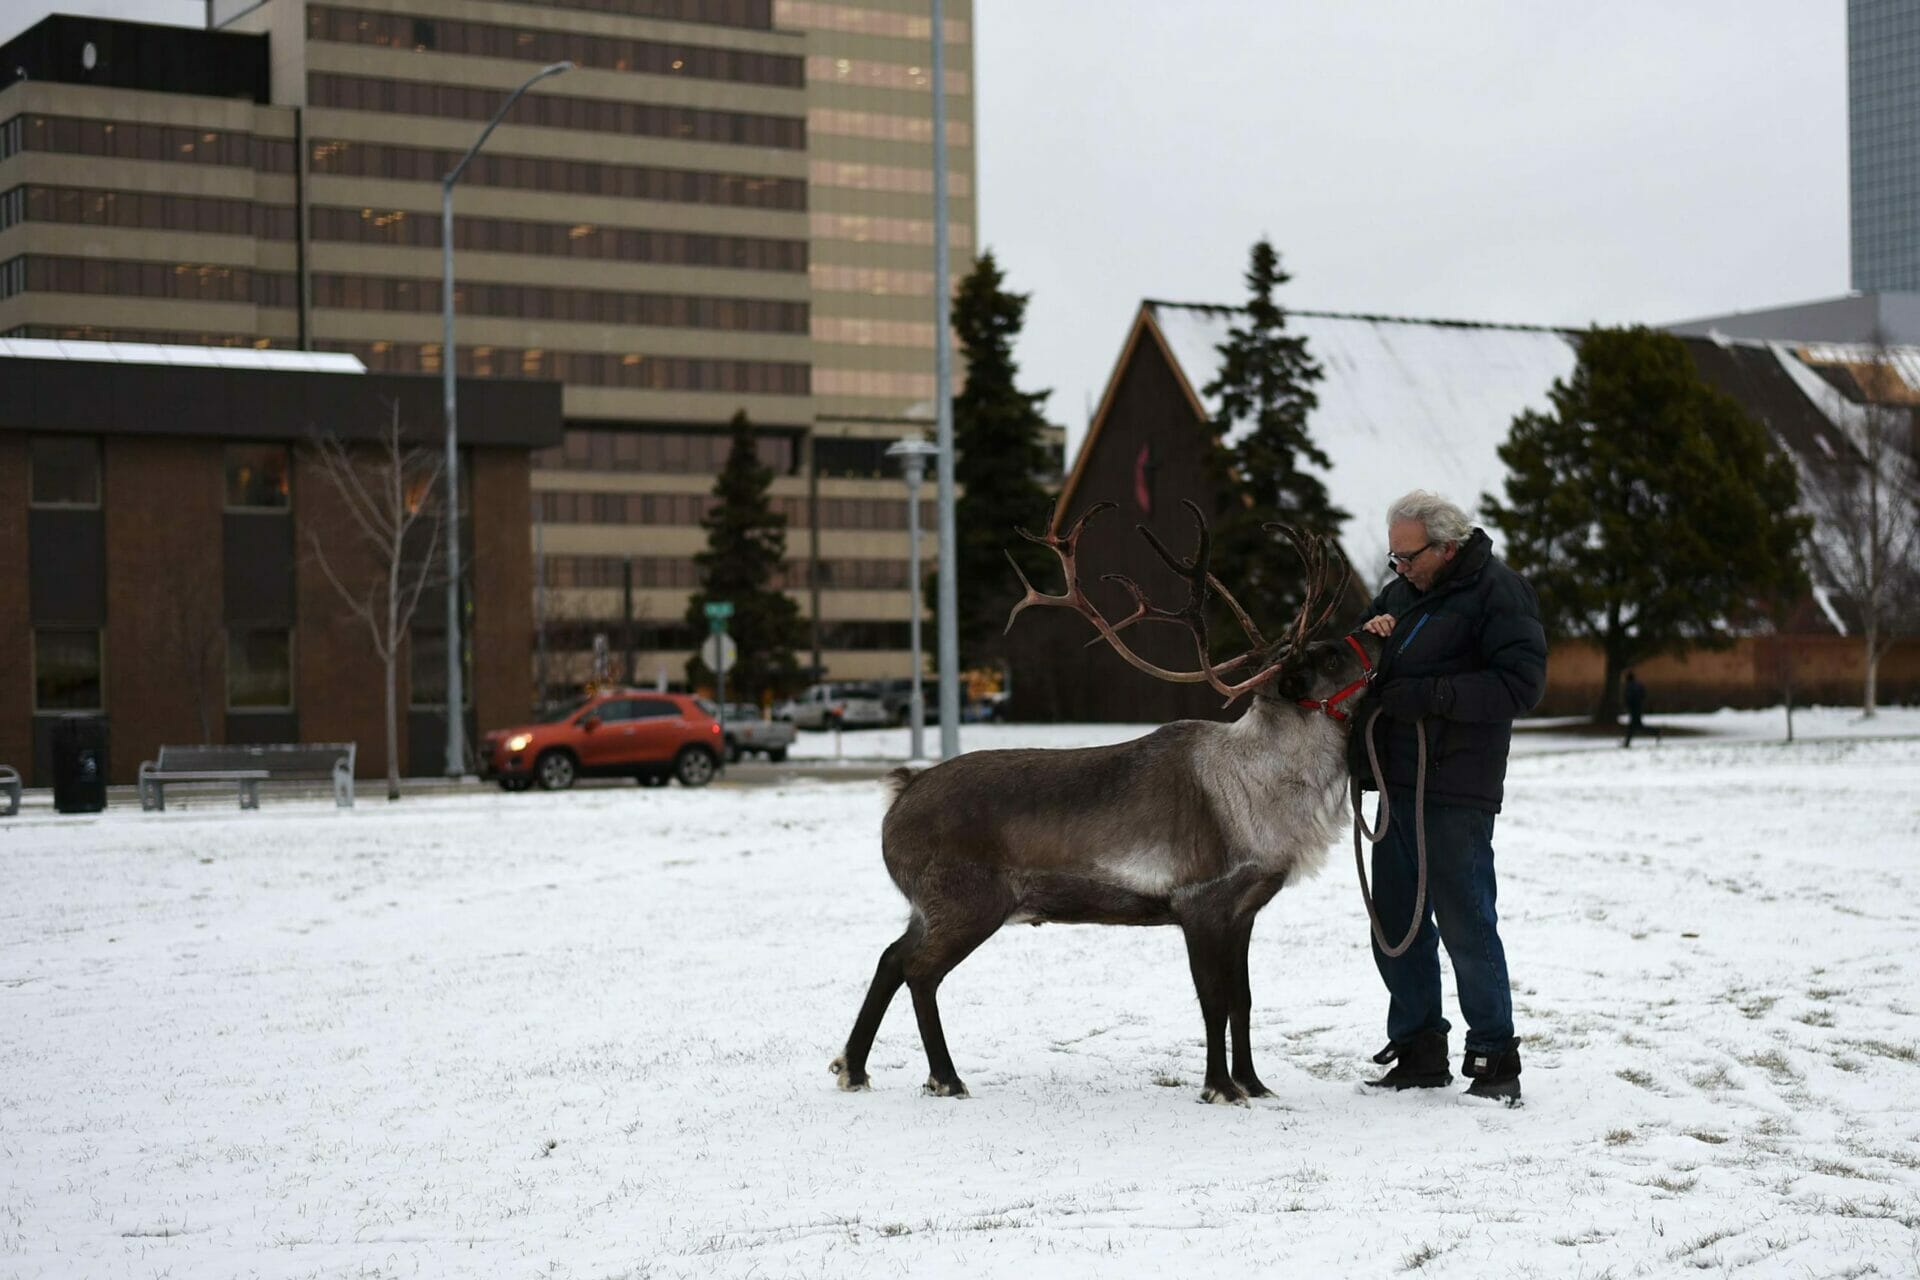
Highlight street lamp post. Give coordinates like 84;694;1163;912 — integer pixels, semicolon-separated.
440;59;572;777
887;438;940;760
929;0;960;758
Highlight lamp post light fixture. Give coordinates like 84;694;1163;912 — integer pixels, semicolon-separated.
886;438;941;761
440;59;572;777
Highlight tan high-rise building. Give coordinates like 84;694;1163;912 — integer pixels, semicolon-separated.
0;2;1033;706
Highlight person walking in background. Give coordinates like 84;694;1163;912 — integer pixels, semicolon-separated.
1622;670;1648;747
1353;490;1547;1105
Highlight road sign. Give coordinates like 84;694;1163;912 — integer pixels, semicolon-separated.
703;601;734;621
699;632;737;672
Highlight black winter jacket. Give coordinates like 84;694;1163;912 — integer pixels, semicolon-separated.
1349;528;1547;813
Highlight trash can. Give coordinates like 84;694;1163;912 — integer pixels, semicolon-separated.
51;714;109;814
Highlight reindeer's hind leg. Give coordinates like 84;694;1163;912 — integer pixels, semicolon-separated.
904;870;1013;1098
832;916;925;1091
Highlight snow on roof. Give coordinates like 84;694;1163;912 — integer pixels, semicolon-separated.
1146;302;1579;579
0;337;365;374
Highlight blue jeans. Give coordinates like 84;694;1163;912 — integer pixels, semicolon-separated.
1369;789;1515;1053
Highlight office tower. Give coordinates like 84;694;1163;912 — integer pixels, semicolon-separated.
1850;0;1920;291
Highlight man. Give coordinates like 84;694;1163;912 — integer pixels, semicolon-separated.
1352;491;1547;1104
1622;670;1648;747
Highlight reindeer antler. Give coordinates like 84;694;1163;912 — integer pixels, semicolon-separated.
1004;500;1344;706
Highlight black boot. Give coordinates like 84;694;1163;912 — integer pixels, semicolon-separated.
1461;1042;1522;1106
1364;1030;1453;1090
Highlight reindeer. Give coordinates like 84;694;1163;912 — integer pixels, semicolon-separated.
829;501;1382;1105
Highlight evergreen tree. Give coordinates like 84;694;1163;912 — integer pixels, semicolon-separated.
685;411;807;702
1202;239;1347;649
1481;325;1808;722
945;251;1058;670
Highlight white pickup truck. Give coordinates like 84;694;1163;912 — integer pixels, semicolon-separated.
698;701;796;762
772;683;891;731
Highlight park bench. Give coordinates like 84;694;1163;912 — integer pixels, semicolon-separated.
0;764;18;817
138;743;356;812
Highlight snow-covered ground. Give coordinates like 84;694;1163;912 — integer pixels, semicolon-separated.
4;716;1918;1278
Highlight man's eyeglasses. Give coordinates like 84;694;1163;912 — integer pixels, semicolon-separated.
1387;541;1435;570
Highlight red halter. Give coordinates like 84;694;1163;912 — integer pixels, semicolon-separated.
1297;634;1373;722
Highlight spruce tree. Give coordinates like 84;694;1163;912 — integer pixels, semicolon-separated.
1481;326;1808;722
685;411;806;703
1202;239;1347;649
945;251;1057;671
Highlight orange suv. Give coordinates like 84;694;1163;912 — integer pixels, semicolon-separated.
481;691;723;791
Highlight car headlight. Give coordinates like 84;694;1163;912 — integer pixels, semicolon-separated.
506;733;533;752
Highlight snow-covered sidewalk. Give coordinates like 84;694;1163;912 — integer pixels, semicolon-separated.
785;704;1920;761
2;731;1918;1277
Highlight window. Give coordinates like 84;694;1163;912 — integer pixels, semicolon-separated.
34;628;103;711
228;629;292;709
593;698;641;722
634;697;680;719
813;437;892;480
225;444;290;510
29;437;101;506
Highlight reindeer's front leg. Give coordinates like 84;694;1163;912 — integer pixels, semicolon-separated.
1176;868;1287;1105
1229;875;1287;1098
1178;916;1242;1105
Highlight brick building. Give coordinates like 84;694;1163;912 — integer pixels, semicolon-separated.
0;337;561;784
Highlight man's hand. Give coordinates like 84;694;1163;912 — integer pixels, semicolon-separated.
1377;677;1454;721
1361;613;1396;637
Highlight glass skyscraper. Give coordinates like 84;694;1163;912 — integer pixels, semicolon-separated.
1850;0;1920;290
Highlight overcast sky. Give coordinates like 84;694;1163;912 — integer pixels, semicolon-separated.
4;1;1850;454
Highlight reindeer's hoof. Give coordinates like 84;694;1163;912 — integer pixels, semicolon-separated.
923;1076;970;1099
1199;1082;1250;1107
829;1056;870;1092
1233;1075;1275;1099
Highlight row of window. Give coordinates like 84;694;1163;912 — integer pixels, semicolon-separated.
804;55;969;96
329;340;810;395
309;273;808;333
807;263;934;296
312;205;808;272
812;316;934;348
309;5;803;87
809;108;970;147
543;618;912;651
12;324;267;348
812;367;937;400
537;489;932;529
28;437;292;511
534;427;798;475
809;159;971;197
1;115;296;173
513;0;772;29
4;185;298;240
772;1;969;44
309;73;806;150
811;211;971;250
31;625;452;713
0;181;957;268
308;138;806;211
15;256;300;309
542;554;911;591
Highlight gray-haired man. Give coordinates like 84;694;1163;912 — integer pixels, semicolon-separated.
1352;491;1547;1103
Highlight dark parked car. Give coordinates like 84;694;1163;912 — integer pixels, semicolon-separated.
875;678;940;726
